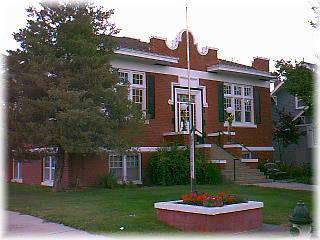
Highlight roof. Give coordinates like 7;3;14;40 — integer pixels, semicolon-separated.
207;59;274;79
113;35;273;78
270;81;285;96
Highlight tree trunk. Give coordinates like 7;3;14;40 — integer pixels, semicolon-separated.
53;147;65;192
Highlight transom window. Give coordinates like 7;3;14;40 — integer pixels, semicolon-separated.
132;73;143;85
224;85;231;95
43;156;56;184
119;70;146;112
224;84;254;124
234;85;242;95
109;153;141;183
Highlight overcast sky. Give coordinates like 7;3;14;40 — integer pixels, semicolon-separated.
1;0;319;70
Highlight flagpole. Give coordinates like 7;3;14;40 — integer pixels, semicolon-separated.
185;0;195;193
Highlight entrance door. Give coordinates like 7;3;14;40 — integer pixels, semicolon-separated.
175;89;202;133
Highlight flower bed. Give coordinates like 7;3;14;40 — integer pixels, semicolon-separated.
154;191;263;233
180;191;246;207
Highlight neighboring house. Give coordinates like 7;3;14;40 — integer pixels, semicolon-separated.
271;62;316;165
8;30;275;187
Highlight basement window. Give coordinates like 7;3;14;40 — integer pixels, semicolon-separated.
109;153;141;183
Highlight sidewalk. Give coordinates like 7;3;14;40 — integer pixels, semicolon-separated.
6;210;290;236
6;211;98;237
248;181;314;191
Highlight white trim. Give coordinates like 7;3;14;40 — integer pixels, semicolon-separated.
224;122;257;128
207;64;273;79
223;145;275;151
195;144;212;148
270;81;284;96
241;158;259;163
243;146;275;151
207;131;235;137
211;160;227;164
115;48;179;64
41;181;54;187
174;88;203;133
295;96;306;110
223;144;242;148
11;179;23;183
110;59;271;88
154;200;263;216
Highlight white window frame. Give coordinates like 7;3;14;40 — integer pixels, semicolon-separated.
295;96;306;110
41;156;56;187
224;83;256;127
108;153;142;184
119;69;147;113
11;160;23;183
174;88;203;133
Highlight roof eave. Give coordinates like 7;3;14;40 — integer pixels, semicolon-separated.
207;65;274;80
114;48;179;65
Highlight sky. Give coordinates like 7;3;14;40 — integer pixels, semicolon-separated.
0;0;319;71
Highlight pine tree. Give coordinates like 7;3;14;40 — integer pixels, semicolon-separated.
7;1;144;191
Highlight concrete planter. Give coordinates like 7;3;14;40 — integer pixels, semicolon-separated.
154;200;263;233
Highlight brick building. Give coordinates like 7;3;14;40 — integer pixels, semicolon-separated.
9;30;275;187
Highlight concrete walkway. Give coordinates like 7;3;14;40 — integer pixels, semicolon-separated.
247;181;314;191
6;210;290;237
5;211;99;237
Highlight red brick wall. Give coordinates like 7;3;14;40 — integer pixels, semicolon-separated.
69;152;108;187
131;73;178;146
150;31;218;71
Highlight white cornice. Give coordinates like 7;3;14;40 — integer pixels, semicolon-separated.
115;48;179;64
207;64;274;79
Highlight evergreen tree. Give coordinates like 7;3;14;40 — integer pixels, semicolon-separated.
7;1;144;191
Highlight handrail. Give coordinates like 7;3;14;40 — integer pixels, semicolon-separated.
216;130;257;159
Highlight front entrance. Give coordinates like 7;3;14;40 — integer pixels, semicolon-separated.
174;88;202;133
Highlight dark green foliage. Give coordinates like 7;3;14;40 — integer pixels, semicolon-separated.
98;172;119;189
148;145;221;186
259;161;313;184
275;60;315;116
7;1;144;190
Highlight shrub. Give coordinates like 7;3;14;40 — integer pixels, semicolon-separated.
148;145;221;186
98;172;119;189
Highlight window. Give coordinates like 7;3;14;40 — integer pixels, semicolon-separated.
132;88;143;108
224;84;231;95
119;71;129;82
234;98;242;122
242;152;252;159
109;153;141;183
132;73;143;85
109;155;123;179
244;86;252;97
43;156;56;184
234;85;242;96
224;97;232;110
119;70;146;112
13;160;22;180
244;99;252;122
223;84;254;124
295;96;305;109
177;94;196;132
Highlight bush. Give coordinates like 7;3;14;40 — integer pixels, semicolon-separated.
148;145;221;186
98;172;119;189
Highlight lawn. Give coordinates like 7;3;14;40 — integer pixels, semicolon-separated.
7;183;313;233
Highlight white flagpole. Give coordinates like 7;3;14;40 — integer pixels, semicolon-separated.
185;0;195;193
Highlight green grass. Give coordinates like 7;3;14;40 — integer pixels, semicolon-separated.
7;183;313;233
